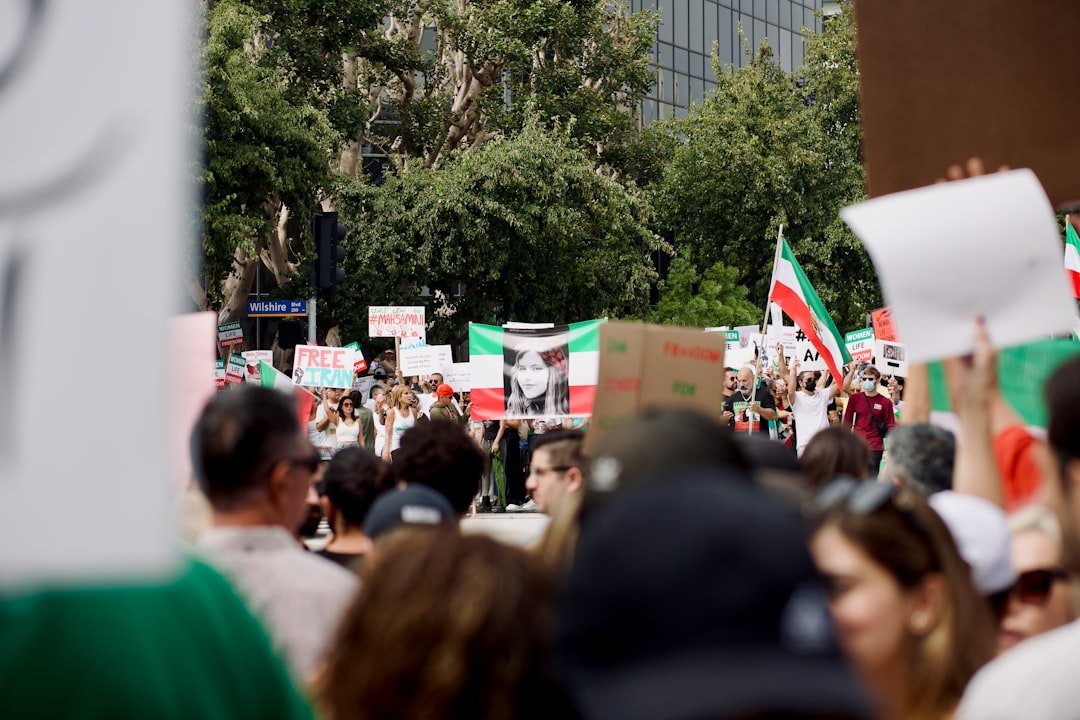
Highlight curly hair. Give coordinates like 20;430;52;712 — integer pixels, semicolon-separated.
394;420;485;514
318;530;568;720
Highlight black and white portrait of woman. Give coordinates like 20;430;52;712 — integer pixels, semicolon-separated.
503;332;570;418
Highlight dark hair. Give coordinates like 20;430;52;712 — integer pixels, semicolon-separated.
886;423;956;495
319;530;566;720
530;429;585;471
1047;356;1080;462
814;490;995;718
190;385;301;509
861;365;882;381
337;396;356;422
395;420;485;515
321;447;396;529
800;427;872;490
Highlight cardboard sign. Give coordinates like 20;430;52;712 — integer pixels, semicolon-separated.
586;322;726;451
241;350;273;383
845;328;876;363
343;342;367;373
398;344;453;376
217;321;244;348
874;340;909;377
853;0;1080;209
215;359;226;389
764;325;797;366
292;345;356;389
870;307;898;343
443;362;473;392
368;305;426;340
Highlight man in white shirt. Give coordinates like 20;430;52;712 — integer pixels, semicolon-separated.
781;355;841;456
314;387;343;456
192;386;359;681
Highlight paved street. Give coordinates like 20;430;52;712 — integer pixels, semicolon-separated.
461;512;550;547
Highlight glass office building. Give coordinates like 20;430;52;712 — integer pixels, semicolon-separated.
634;0;823;124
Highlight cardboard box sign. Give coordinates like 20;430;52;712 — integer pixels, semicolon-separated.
853;0;1080;210
586;322;726;452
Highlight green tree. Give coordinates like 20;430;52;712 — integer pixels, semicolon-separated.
651;4;878;331
333;123;663;347
649;258;760;328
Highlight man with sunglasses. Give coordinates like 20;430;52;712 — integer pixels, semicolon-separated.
842;365;895;474
192;386;359;680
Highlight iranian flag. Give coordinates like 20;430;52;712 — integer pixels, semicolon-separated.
1064;216;1080;299
469;320;603;420
258;360;315;429
768;234;851;379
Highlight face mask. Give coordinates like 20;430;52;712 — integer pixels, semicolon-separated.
862;379;877;392
803;379;816;392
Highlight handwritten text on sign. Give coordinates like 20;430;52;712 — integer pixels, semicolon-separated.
293;346;356;389
368;306;426;339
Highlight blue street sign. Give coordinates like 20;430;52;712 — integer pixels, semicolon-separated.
246;299;308;317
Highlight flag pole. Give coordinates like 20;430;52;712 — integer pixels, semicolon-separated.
761;224;784;337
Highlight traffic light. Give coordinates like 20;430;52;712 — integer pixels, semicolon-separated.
313;211;347;295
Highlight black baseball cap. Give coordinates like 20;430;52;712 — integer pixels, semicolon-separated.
555;471;869;720
363;484;456;540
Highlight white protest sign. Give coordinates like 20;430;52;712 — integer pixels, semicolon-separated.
342;342;367;372
0;1;189;584
224;354;246;384
368;305;426;340
398;344;453;376
443;362;473;392
215;359;226;389
874;340;909;377
292;345;356;389
217;321;244;348
503;322;555;329
765;325;797;365
845;328;875;364
242;350;273;383
841;169;1079;362
795;341;828;371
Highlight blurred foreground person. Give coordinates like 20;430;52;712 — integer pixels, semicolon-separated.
957;356;1080;718
192;386;359;679
800;427;873;490
317;448;396;572
318;531;567;720
881;423;956;495
997;505;1075;652
557;472;870;720
0;559;313;719
394;419;485;515
811;479;995;720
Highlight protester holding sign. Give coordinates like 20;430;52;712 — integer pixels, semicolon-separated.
781;352;850;456
722;366;777;434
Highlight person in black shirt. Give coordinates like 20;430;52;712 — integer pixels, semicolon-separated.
722;366;778;434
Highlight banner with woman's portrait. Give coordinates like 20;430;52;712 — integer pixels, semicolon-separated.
468;319;604;420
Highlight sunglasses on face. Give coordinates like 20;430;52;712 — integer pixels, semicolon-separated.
1014;568;1069;605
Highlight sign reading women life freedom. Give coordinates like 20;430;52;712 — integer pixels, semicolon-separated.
469;320;604;420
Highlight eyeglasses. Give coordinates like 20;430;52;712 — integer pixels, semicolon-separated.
1013;568;1069;606
278;447;322;476
527;465;571;477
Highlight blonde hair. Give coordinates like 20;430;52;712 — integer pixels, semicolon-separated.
389;384;413;412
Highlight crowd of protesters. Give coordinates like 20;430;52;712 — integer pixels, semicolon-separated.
9;312;1075;720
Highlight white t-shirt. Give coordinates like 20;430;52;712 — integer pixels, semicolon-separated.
336;419;360;445
792;388;831;455
315;403;337;447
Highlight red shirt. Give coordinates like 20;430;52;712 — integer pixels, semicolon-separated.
994;426;1045;512
842;391;896;452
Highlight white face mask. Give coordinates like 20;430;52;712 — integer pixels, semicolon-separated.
862;378;877;392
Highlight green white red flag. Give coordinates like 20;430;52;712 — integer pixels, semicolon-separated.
468;320;603;420
1064;217;1080;299
767;234;851;379
258;360;315;429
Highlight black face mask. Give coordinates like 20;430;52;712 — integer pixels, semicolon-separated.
803;379;816;392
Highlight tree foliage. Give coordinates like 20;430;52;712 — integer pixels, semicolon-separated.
649;258;759;328
333;124;662;346
651;3;877;331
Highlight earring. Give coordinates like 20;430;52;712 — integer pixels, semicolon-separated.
910;611;929;633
